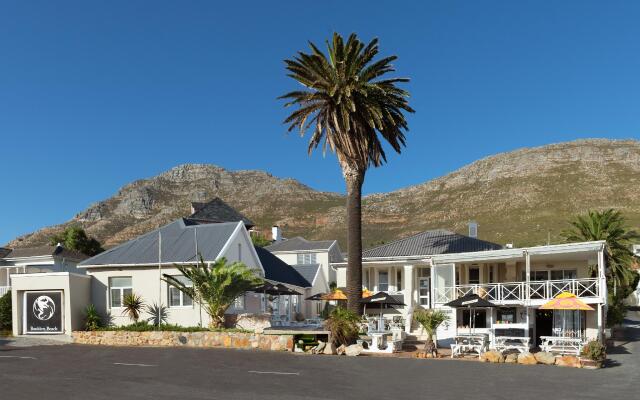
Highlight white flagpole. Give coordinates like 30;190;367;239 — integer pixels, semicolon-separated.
195;228;202;327
158;231;162;327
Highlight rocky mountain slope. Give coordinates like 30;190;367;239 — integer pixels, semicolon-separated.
8;139;640;250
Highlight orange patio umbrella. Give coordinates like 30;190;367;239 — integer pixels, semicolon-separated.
539;292;594;311
320;289;373;301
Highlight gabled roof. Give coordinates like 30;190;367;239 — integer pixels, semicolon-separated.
3;245;89;261
0;247;11;258
363;230;502;258
291;264;321;286
189;198;254;228
79;219;240;267
265;237;336;252
254;247;311;288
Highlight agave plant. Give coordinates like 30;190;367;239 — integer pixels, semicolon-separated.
146;302;170;326
122;293;145;323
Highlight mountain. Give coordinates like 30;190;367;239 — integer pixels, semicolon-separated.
7;139;640;250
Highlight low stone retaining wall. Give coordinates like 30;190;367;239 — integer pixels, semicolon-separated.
72;331;294;351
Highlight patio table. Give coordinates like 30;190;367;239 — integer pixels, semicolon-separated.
493;336;530;353
540;336;584;355
450;334;488;358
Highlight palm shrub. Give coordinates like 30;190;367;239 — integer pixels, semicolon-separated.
324;307;361;346
146;302;170;326
84;304;102;331
413;309;448;355
122;293;145;323
281;32;414;313
163;256;263;329
0;292;11;331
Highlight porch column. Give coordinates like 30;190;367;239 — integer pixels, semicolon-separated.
597;248;606;301
525;250;530;304
403;265;415;333
597;303;603;341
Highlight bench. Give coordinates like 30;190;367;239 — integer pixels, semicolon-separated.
540;336;584;356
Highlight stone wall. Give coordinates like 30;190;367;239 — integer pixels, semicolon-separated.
72;330;294;351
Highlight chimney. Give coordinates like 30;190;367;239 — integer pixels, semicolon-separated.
272;226;282;242
468;221;478;238
505;243;514;249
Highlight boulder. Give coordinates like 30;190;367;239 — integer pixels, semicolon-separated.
337;344;346;356
504;353;519;363
345;344;364;357
517;352;538;365
555;355;581;368
323;342;337;355
534;351;556;365
315;341;326;354
480;350;504;363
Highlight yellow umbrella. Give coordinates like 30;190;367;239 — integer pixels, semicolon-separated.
362;288;373;298
320;289;347;301
539;292;594;311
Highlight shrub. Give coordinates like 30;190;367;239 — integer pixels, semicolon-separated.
97;322;247;333
122;293;145;322
324;307;360;346
146;302;170;326
0;292;11;331
581;340;606;363
84;304;102;331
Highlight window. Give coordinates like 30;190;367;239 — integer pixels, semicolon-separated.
460;309;486;328
363;269;370;290
233;294;245;310
468;266;480;284
109;277;132;308
396;269;403;291
297;253;317;264
168;276;193;307
497;307;516;323
378;271;389;292
551;269;577;280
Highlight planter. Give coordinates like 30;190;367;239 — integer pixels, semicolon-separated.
580;358;603;369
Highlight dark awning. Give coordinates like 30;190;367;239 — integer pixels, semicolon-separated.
444;293;497;308
359;292;405;306
305;293;325;301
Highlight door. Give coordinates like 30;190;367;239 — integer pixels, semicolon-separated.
418;277;430;308
535;309;553;346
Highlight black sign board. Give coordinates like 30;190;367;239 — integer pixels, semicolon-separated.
24;291;63;334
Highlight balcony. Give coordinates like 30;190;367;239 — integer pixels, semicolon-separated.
434;278;600;305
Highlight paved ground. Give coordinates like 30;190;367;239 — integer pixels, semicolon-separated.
1;313;638;400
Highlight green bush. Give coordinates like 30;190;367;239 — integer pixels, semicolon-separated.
0;292;11;331
97;321;249;333
84;304;102;331
581;340;606;363
324;307;361;346
606;293;628;327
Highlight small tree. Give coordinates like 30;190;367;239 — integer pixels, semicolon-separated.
50;225;104;256
163;256;263;329
413;309;448;356
324;307;361;346
251;233;271;248
122;293;145;323
84;304;102;331
0;292;12;331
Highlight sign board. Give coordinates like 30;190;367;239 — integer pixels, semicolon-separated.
23;291;64;335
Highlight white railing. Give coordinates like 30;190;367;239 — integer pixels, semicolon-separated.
435;278;600;305
0;286;10;297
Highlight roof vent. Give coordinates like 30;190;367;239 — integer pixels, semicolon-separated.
468;221;478;238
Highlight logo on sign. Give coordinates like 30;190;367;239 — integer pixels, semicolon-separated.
461;299;479;306
33;296;56;321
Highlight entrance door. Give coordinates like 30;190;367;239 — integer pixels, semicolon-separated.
535;309;553;346
418;277;430;308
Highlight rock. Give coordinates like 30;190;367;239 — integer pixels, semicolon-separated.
345;344;364;357
323;342;337;355
314;341;326;354
336;344;346;356
555;355;581;368
517;352;538;365
534;351;556;365
480;350;504;363
504;353;518;363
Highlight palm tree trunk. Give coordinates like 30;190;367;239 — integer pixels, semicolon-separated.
343;165;364;314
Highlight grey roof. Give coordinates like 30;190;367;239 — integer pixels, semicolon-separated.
363;230;502;258
0;248;11;258
79;219;239;267
3;245;89;261
265;237;336;252
189;198;254;227
291;264;321;285
254;247;311;287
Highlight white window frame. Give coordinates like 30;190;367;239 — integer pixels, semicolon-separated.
168;276;193;308
109;277;132;309
297;253;317;265
378;270;389;292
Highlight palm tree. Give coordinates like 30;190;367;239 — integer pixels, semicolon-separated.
561;209;639;290
163;257;263;329
122;293;145;323
413;309;448;356
281;33;414;312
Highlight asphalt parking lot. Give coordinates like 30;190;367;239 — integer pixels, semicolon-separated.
1;313;638;400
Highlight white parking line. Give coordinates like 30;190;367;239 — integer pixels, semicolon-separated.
248;370;300;375
113;362;157;367
0;356;37;360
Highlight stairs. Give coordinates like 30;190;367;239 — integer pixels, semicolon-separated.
402;334;427;351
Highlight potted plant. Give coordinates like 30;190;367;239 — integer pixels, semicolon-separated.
580;340;606;368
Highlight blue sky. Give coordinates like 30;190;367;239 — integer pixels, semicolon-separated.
1;0;639;245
